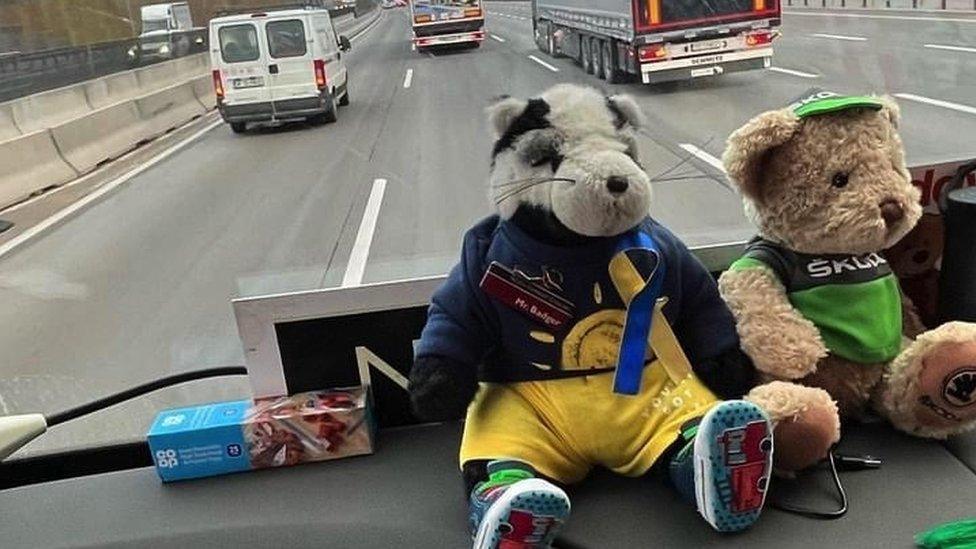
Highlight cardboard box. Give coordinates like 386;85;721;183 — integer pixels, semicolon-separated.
147;386;374;482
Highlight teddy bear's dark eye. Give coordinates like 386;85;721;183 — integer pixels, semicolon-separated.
831;172;849;188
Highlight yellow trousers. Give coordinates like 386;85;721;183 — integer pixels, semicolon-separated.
460;301;720;484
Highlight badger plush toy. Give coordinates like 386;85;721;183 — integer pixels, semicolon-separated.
408;84;833;547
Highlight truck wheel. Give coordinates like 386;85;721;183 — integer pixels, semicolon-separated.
339;86;350;106
602;40;624;83
581;37;593;74
230;122;247;134
591;38;604;78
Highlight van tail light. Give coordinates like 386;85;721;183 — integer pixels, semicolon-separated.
212;69;224;101
313;59;327;89
638;43;668;62
745;31;773;47
464;7;481;17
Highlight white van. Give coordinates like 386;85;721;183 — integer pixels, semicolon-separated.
209;7;351;133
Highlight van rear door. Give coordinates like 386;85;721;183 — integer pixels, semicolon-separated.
312;13;347;95
215;21;271;106
264;16;319;104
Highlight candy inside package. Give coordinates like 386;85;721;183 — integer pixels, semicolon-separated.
244;388;374;469
147;386;374;482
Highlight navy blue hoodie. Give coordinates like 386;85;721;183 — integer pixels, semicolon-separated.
414;215;740;384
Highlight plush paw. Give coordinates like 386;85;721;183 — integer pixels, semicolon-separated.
408;355;479;421
718;269;828;380
879;322;976;438
746;381;840;473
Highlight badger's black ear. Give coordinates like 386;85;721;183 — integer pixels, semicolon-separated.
487;96;529;138
607;94;646;129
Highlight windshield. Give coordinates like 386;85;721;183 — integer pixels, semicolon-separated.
0;0;974;462
142;18;170;33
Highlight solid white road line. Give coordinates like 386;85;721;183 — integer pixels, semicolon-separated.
528;54;560;72
769;66;819;78
403;68;414;88
811;33;867;42
924;43;976;54
679;144;726;173
894;93;976;116
0;117;223;261
341;178;388;287
786;10;976;24
490;34;506;42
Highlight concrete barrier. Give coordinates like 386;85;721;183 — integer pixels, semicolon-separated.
135;80;206;138
85;71;141;110
134;61;181;91
0;130;78;210
190;74;217;110
51;101;146;174
9;86;92;135
174;54;208;81
0;104;20;141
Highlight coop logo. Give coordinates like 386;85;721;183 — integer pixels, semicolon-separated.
161;414;185;427
155;449;179;468
943;368;976;408
806;253;887;279
226;444;242;457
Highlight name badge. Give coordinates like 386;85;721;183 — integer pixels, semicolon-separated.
479;262;574;330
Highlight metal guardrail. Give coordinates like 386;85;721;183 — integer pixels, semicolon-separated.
0;29;209;104
0;0;376;104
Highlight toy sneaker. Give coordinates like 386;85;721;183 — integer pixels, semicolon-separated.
469;460;570;549
669;400;773;532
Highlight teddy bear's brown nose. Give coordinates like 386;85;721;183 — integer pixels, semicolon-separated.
606;177;629;194
880;199;904;225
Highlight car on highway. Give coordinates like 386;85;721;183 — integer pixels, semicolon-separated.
209;7;352;133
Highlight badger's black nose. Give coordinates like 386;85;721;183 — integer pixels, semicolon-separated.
607;177;629;194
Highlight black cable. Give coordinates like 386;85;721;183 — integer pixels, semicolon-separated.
44;366;248;427
770;450;850;520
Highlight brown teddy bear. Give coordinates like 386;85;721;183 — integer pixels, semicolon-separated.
885;213;944;328
718;91;976;455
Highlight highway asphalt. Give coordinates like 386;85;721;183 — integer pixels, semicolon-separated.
2;3;975;456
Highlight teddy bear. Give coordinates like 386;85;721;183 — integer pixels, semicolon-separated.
885;213;944;328
718;91;976;446
407;83;840;548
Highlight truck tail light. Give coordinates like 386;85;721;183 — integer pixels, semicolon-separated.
212;69;224;100
745;31;773;47
464;7;482;17
414;14;431;23
313;59;327;89
753;0;766;9
638;43;668;62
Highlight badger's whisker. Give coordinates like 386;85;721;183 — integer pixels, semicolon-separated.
492;177;576;205
648;136;717;182
492;176;576;188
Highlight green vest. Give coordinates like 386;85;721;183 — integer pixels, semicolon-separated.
729;238;903;364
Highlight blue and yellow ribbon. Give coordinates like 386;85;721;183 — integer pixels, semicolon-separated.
608;231;665;395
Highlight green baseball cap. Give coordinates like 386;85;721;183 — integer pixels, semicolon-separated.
788;89;884;119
